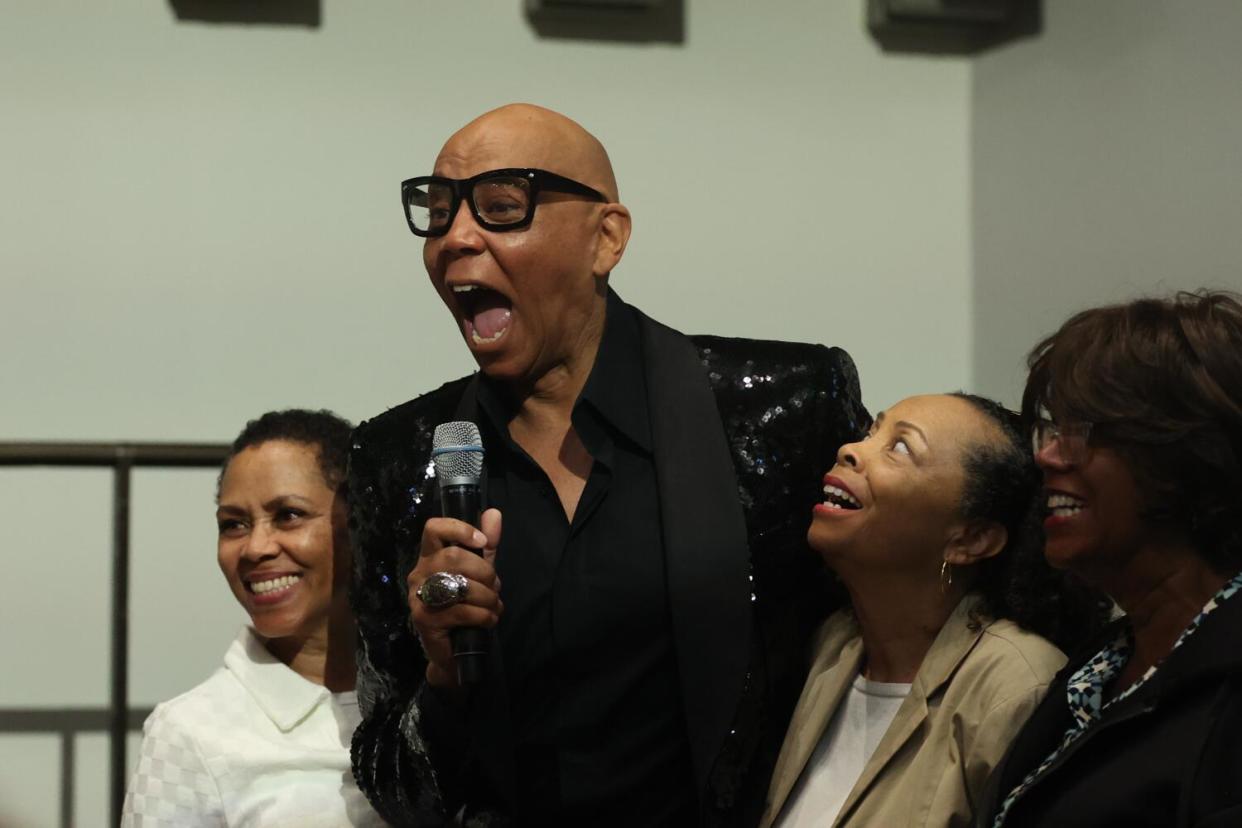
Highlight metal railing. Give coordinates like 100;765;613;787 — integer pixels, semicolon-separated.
0;442;229;827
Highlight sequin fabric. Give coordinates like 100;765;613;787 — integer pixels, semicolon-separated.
348;376;471;828
347;331;867;827
992;570;1242;827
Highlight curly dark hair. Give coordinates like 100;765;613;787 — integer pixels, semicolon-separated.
217;408;354;499
950;393;1111;652
1020;290;1242;573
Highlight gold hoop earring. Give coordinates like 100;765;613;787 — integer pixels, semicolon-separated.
940;560;953;595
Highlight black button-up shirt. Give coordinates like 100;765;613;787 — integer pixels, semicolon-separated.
476;291;696;825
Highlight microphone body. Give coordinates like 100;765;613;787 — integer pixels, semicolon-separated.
439;483;481;528
431;422;488;686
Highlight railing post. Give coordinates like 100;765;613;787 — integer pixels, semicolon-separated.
60;728;75;828
110;447;133;825
0;441;228;821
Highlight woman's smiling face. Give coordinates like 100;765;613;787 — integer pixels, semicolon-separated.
810;395;993;577
215;440;350;645
1034;433;1147;579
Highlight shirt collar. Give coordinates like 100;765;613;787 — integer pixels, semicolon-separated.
475;288;652;453
578;288;651;453
224;626;331;732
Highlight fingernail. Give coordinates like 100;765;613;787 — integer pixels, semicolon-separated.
472;530;486;547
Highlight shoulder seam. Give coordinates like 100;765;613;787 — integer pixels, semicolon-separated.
979;623;1062;681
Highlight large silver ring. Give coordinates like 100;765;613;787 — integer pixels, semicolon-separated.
416;571;470;609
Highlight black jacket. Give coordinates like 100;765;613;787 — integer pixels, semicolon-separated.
346;301;868;827
982;584;1242;828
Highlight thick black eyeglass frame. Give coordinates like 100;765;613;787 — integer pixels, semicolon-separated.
400;168;607;237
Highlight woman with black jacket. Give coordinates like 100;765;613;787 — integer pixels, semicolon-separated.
983;290;1242;828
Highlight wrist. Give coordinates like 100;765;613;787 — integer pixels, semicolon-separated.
426;660;460;690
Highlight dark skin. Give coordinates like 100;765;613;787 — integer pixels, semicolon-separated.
407;104;632;689
1034;441;1228;696
216;440;357;692
1110;550;1226;692
810;395;1008;683
508;394;594;521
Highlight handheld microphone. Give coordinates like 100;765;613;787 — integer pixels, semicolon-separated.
431;421;488;685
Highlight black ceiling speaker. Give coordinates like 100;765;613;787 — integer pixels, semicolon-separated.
524;0;684;44
531;0;662;6
867;0;1040;54
168;0;320;27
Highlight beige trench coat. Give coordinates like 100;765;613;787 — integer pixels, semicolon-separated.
762;598;1065;828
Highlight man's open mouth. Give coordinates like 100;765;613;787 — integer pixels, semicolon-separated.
453;285;512;345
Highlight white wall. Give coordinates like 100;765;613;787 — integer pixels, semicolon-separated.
0;2;971;823
972;0;1242;406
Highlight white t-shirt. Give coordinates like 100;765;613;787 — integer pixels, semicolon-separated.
122;627;384;827
777;673;912;828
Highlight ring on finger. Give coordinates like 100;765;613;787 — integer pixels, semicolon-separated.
416;571;470;610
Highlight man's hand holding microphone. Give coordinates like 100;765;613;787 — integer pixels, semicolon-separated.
408;421;502;688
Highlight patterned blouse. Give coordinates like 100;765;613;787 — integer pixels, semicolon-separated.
991;570;1242;827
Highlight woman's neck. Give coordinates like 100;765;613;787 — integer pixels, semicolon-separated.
1104;543;1228;678
264;612;358;692
847;574;961;684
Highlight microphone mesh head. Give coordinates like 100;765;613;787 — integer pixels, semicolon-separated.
431;421;484;486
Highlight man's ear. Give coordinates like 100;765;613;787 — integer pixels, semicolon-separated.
593;203;632;278
944;520;1007;567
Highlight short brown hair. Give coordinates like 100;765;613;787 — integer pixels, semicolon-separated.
1021;290;1242;571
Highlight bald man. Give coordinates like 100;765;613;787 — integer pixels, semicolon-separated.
347;104;868;827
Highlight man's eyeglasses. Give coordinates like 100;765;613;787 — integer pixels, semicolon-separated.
1031;419;1094;465
400;168;607;238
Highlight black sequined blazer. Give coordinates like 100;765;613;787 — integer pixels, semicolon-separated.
347;303;868;827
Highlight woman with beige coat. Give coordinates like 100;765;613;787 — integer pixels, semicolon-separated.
762;393;1106;828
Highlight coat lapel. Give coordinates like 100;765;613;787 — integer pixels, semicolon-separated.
763;625;865;828
832;597;985;826
637;309;754;795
